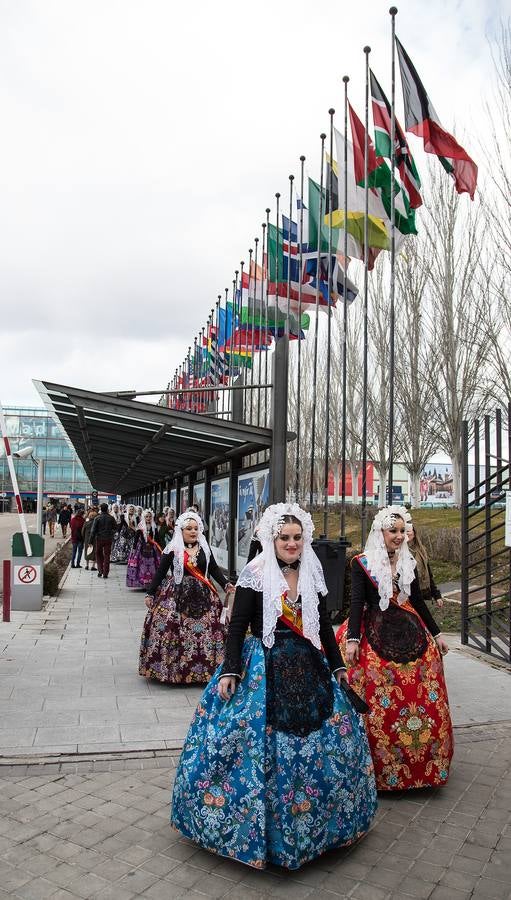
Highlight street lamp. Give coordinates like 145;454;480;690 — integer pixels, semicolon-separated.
12;446;45;537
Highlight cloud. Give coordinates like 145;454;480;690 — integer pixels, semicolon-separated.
0;0;502;405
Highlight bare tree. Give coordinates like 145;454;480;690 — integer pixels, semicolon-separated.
421;164;490;505
395;239;438;507
480;22;511;402
367;259;391;506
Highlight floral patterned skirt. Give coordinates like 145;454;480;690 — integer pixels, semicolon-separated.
126;541;161;588
139;574;226;684
170;633;377;869
111;527;134;564
336;602;454;791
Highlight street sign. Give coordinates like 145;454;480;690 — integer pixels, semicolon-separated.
14;564;41;585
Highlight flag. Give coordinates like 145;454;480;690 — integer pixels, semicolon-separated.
348;104;417;236
302;254;358;305
370;69;422;209
395;36;477;199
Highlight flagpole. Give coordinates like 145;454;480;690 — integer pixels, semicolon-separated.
264;208;271;428
286;174;294;332
309;133;326;510
361;45;371;544
388;6;398;504
246;248;253;421
322;109;335;536
250;236;259;425
258;220;267;428
295;154;305;502
340;75;349;538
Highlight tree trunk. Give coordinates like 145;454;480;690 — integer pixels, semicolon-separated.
350;464;359;505
409;472;421;508
378;468;388;507
334;461;340;503
452;454;462;507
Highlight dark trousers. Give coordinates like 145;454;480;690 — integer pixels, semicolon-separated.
72;541;83;566
96;539;112;577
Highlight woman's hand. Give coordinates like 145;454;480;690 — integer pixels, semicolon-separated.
345;640;360;665
435;596;444;609
218;676;237;701
224;582;236;595
335;670;349;686
144;595;153;609
435;635;449;656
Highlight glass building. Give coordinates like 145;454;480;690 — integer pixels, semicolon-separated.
0;406;92;511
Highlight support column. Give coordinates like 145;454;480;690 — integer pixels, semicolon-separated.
270;335;289;503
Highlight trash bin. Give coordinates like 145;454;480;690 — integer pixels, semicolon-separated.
312;537;350;614
11;532;44;611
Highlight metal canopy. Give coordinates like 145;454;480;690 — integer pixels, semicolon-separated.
34;381;273;495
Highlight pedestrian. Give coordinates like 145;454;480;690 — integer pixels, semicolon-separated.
110;504;136;564
58;504;71;538
126;510;161;589
41;505;48;536
82;508;98;571
407;522;444;608
90;502;117;579
336;505;453;791
171;503;377;869
140;511;235;684
47;504;57;538
155;511;171;550
70;507;85;568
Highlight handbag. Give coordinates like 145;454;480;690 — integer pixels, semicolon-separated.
86;544;94;555
339;680;369;714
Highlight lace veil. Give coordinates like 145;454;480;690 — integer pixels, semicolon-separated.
236;502;327;649
364;505;416;610
163;509;210;585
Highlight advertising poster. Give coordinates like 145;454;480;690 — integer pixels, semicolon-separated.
193;482;206;519
169;488;177;513
180;490;189;514
209;477;230;570
236;468;270;571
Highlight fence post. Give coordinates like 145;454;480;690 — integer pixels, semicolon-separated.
2;559;11;622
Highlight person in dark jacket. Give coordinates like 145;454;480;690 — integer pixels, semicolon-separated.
70;509;85;568
58;504;72;538
90;503;117;578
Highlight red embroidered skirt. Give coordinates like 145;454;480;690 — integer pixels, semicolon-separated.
336;601;453;791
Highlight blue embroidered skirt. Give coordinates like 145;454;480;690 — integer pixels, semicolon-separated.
170;631;377;869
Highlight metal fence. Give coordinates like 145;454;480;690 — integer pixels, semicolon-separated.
461;405;511;663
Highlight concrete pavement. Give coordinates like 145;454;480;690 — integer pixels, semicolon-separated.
1;562;511;898
0;562;510;758
0;512;70;567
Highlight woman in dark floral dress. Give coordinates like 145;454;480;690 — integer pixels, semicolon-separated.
170;503;377;870
126;510;161;588
139;511;235;683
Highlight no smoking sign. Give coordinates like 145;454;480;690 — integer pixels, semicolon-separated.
14;564;41;586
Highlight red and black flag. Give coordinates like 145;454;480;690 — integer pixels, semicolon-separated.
395;36;478;200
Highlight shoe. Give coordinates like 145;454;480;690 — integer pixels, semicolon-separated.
97;572;102;578
71;564;75;568
76;565;82;568
92;567;97;571
85;566;89;570
103;575;108;579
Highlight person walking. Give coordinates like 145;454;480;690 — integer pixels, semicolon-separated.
407;522;444;608
140;511;235;684
90;503;117;579
41;505;48;536
58;504;71;538
336;506;453;792
47;504;57;538
171;503;377;869
126;510;161;589
82;508;98;571
70;508;85;568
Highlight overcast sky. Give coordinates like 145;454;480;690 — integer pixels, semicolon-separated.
0;0;503;408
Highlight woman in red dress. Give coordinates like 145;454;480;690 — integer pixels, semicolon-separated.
336;506;453;791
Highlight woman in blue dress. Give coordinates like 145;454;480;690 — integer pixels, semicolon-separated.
171;502;377;870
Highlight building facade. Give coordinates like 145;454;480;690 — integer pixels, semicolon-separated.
0;406;92;511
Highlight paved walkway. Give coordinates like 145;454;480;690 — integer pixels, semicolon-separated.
1;564;510;757
1;563;511;899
